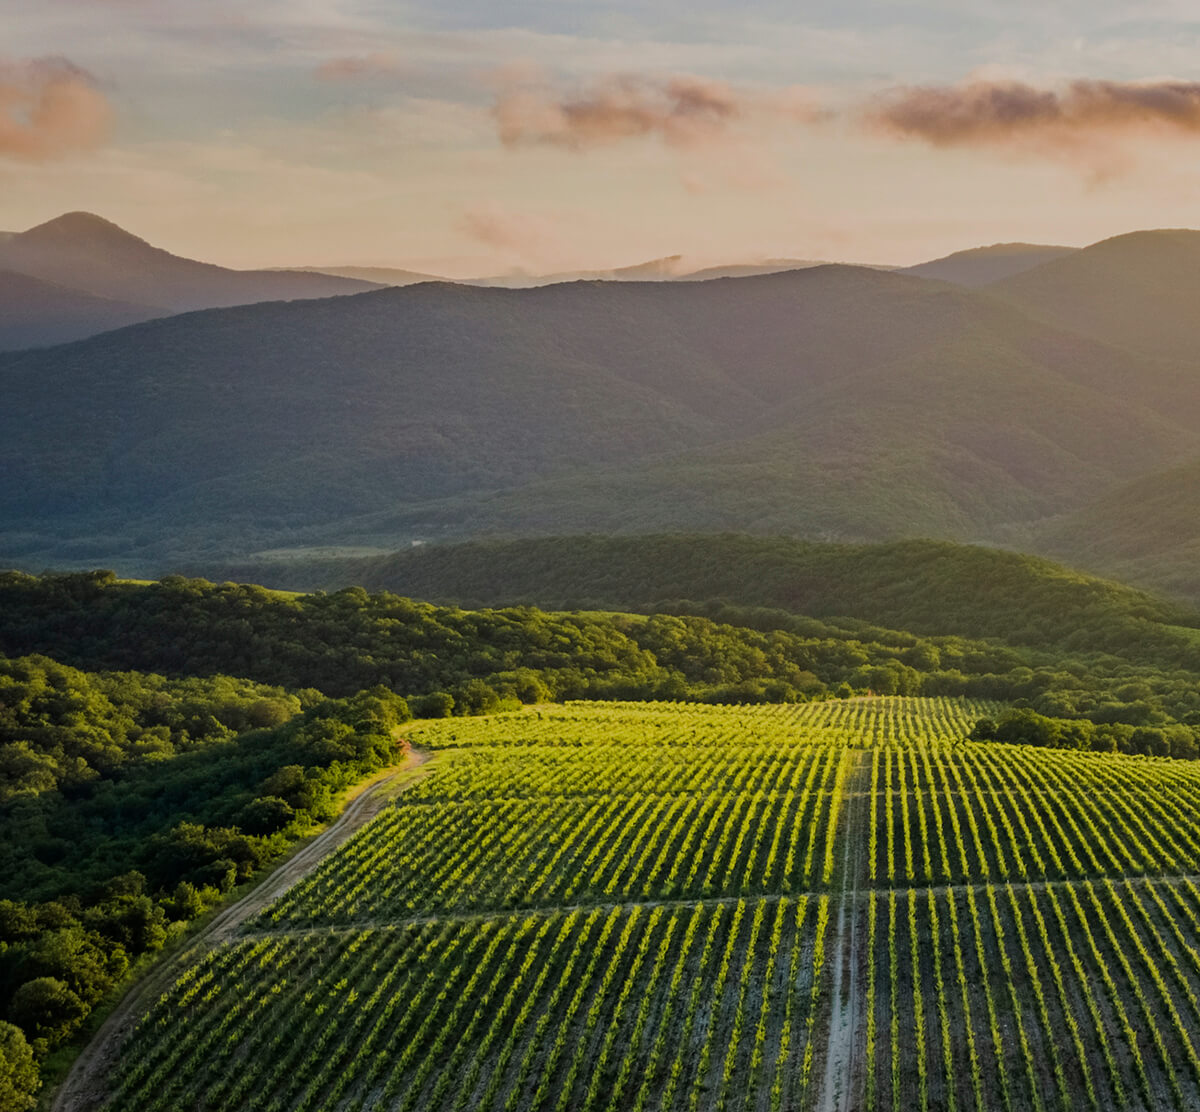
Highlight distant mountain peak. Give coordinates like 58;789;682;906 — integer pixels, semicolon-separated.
0;212;379;319
19;211;152;250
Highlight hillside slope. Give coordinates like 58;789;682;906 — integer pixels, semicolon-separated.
280;264;446;286
3;260;1198;565
1036;457;1200;603
901;242;1077;286
992;229;1200;361
198;534;1200;662
343;320;1192;545
0;269;162;351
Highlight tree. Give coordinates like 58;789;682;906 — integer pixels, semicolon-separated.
411;691;454;718
971;718;997;741
0;1022;39;1111
10;977;87;1045
240;796;295;835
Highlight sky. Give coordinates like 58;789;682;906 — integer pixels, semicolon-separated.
3;1;1200;273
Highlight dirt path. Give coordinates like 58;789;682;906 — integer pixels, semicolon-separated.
818;752;871;1112
49;747;431;1112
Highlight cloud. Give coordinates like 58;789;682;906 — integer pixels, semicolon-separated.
492;68;823;151
458;201;561;260
0;57;112;161
866;77;1200;149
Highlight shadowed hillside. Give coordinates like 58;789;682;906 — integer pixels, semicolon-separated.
3;257;1200;567
1037;457;1200;604
992;229;1200;361
0;269;162;351
194;534;1200;663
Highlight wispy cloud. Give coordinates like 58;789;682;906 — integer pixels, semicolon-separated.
491;67;823;151
0;56;112;161
865;77;1200;148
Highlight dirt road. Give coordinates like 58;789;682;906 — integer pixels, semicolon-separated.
49;748;430;1112
818;751;870;1112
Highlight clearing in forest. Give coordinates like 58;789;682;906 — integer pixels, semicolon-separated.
88;698;1200;1111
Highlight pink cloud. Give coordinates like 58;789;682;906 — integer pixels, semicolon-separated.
867;78;1200;148
0;57;112;162
492;69;823;151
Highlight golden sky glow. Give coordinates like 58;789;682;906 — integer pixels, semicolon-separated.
4;1;1200;273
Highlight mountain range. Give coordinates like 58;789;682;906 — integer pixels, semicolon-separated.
0;212;380;349
280;255;849;289
0;268;161;351
0;211;1085;351
3;215;1200;604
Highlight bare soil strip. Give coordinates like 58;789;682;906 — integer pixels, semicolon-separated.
48;747;431;1112
818;753;871;1112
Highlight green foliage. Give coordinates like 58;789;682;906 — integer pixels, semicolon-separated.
0;568;1038;709
0;1021;38;1111
9;977;86;1047
193;536;1200;733
0;653;410;1064
0;651;302;802
217;534;1196;657
1039;456;1200;606
975;707;1200;760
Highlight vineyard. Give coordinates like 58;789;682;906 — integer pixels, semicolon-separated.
94;698;1200;1111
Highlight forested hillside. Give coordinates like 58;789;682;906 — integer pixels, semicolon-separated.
0;568;1024;707
1037;458;1200;605
900;242;1077;285
994;229;1200;363
0;654;408;1083
4;565;1199;741
3;254;1199;569
202;535;1200;663
0;270;160;351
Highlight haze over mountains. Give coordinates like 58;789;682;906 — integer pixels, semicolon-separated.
0;212;380;349
0;268;160;351
992;229;1200;362
284;255;846;289
3;214;1200;603
0;210;1086;349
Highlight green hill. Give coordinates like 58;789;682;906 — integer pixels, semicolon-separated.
3;262;1197;568
1036;456;1200;603
197;534;1200;664
992;228;1200;362
334;321;1193;547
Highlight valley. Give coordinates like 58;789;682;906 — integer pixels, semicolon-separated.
11;3;1200;1109
73;697;1200;1111
5;220;1200;605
